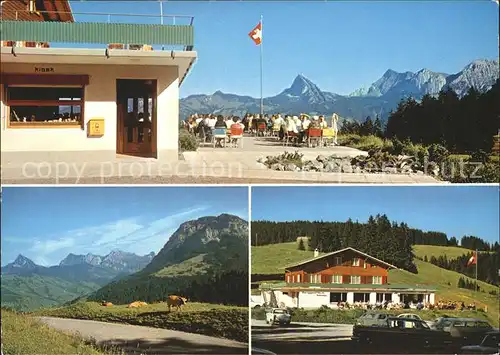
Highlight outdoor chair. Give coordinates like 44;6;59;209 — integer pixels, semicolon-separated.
213;128;227;148
257;123;267;137
230;125;244;148
283;131;299;146
308;128;323;148
322;128;335;146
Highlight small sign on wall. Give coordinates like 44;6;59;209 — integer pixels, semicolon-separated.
34;67;54;73
87;118;105;137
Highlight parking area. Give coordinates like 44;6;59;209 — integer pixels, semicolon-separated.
251;319;460;354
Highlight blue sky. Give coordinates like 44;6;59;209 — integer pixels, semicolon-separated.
1;187;248;266
68;1;499;98
251;186;499;244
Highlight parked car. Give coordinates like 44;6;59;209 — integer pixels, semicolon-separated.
265;308;291;326
355;312;390;327
397;313;423;321
460;331;500;354
432;318;493;345
352;317;454;351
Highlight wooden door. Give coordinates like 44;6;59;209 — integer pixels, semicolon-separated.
116;80;156;157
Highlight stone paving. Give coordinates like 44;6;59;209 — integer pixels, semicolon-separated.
0;137;442;184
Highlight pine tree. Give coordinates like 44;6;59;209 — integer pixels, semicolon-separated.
298;238;305;251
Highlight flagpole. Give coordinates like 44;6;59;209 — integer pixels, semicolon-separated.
475;249;478;291
260;15;263;117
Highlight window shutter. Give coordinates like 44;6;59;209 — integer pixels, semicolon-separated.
382;276;387;284
359;259;364;267
343;275;350;284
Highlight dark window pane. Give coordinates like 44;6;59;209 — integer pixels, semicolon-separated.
8;87;83;101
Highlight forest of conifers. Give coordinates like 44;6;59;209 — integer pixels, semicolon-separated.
88;269;248;306
251;215;499;284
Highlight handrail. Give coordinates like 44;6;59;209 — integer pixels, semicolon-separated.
3;9;194;25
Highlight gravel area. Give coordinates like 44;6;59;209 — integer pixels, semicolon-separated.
1;176;343;184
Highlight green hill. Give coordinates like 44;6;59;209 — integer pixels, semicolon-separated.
1;274;100;312
413;245;475;259
251;242;499;327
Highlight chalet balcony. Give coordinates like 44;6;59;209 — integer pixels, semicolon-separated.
0;10;194;51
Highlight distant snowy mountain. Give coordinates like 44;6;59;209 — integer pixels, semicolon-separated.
180;59;499;122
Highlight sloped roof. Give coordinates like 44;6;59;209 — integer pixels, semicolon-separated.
2;0;73;22
284;246;398;270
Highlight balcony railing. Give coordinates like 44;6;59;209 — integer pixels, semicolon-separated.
0;10;194;51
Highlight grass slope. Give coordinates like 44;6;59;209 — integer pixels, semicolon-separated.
1;309;115;355
251;242;310;275
153;254;210;277
1;274;100;312
251;242;500;327
35;301;248;342
413;245;474;259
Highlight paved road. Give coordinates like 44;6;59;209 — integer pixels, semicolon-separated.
39;317;248;354
251;320;456;354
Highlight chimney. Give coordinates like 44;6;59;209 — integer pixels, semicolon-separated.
314;248;319;257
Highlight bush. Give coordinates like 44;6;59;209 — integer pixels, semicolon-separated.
179;129;198;151
428;144;450;164
265;151;304;168
337;134;361;146
390;138;405;155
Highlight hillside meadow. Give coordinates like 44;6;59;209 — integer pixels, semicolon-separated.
34;301;248;342
1;309;121;355
251;242;500;327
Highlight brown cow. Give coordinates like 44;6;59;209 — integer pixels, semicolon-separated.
167;295;188;312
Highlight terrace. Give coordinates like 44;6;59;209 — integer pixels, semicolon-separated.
1;7;196;85
1;7;194;51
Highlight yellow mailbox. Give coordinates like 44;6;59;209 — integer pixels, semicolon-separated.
88;118;105;137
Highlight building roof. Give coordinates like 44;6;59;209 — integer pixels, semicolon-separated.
284;247;398;270
2;0;74;22
260;282;437;292
1;47;197;87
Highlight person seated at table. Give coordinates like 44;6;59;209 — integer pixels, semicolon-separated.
232;117;245;130
214;115;226;129
208;114;217;129
285;115;298;135
309;116;321;129
194;114;203;126
225;116;235;128
319;115;328;128
301;115;311;130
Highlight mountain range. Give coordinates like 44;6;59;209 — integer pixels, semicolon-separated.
180;59;499;122
1;214;249;310
1;250;155;311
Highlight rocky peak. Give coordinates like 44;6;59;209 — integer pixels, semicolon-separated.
280;74;326;103
144;214;248;273
12;254;37;269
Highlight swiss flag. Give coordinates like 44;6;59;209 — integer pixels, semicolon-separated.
248;22;262;46
467;252;477;266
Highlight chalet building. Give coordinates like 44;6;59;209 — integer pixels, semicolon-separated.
1;0;196;164
260;247;436;308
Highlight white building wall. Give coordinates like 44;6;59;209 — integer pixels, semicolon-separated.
369;292;377;304
1;63;179;163
346;292;354;304
298;291;330;308
392;293;400;303
429;293;435;304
